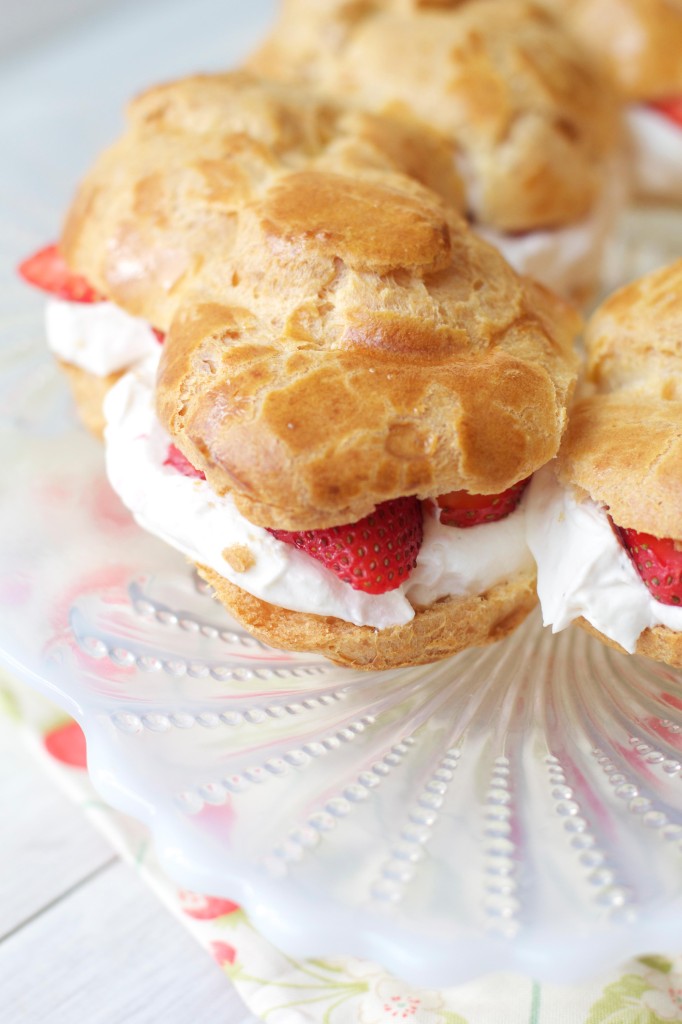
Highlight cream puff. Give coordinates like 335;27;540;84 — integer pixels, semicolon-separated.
543;0;682;203
249;0;624;303
526;260;682;666
21;72;581;669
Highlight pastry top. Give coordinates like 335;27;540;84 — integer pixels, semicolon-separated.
249;0;620;232
542;0;682;101
557;393;682;537
61;71;465;330
155;176;579;531
557;261;682;537
586;259;682;396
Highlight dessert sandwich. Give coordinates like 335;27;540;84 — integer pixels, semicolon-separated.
249;0;623;304
543;0;682;203
20;72;581;670
526;260;682;667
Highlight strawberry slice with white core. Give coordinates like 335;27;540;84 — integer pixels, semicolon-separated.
611;520;682;606
435;477;530;528
164;444;206;479
648;97;682;128
18;244;104;303
269;497;423;595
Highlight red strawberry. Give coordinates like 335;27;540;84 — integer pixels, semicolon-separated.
164;444;206;479
152;328;165;344
435;477;530;528
43;720;87;768
611;521;682;606
648;97;682;128
18;244;104;303
269;497;423;594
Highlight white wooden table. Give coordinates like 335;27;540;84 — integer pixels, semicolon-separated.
0;717;260;1023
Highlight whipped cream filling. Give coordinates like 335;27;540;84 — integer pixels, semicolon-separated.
526;464;682;652
476;179;619;301
626;105;682;202
103;354;534;630
46;298;160;377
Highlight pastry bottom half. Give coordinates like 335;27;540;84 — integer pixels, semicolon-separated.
197;565;538;670
59;359;120;439
577;617;682;669
60;358;538;670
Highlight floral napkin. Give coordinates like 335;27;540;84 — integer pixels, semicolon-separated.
2;674;681;1024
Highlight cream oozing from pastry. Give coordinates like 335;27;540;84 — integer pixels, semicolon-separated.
526;464;682;651
475;179;619;301
103;354;534;630
626;105;682;202
45;298;160;376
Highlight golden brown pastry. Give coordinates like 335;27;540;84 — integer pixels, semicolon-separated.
525;260;682;667
249;0;623;301
543;0;682;202
23;72;581;669
542;0;682;102
61;70;465;332
38;72;464;437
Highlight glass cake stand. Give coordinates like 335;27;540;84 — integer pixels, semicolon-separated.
2;0;682;988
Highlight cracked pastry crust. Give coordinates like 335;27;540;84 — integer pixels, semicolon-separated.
155;204;580;532
555;259;682;667
542;0;682;101
557;260;682;540
61;70;465;333
198;563;538;669
58;71;580;533
55;71;581;667
248;0;620;232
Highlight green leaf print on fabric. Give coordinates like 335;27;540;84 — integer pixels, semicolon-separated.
638;958;673;975
587;972;682;1024
0;683;20;721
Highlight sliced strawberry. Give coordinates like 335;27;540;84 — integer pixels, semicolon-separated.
18;244;104;302
152;328;165;343
611;521;682;606
164;443;206;479
435;477;530;528
269;497;423;594
648;97;682;128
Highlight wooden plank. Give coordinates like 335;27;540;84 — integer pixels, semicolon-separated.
0;719;115;940
0;859;260;1024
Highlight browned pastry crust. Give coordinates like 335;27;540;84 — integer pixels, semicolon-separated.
57;73;579;532
155;214;579;532
542;0;682;101
557;261;682;539
61;71;465;332
585;259;682;395
249;0;620;232
59;360;119;439
56;71;580;668
557;393;682;538
577;617;682;669
555;259;682;668
198;563;538;669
